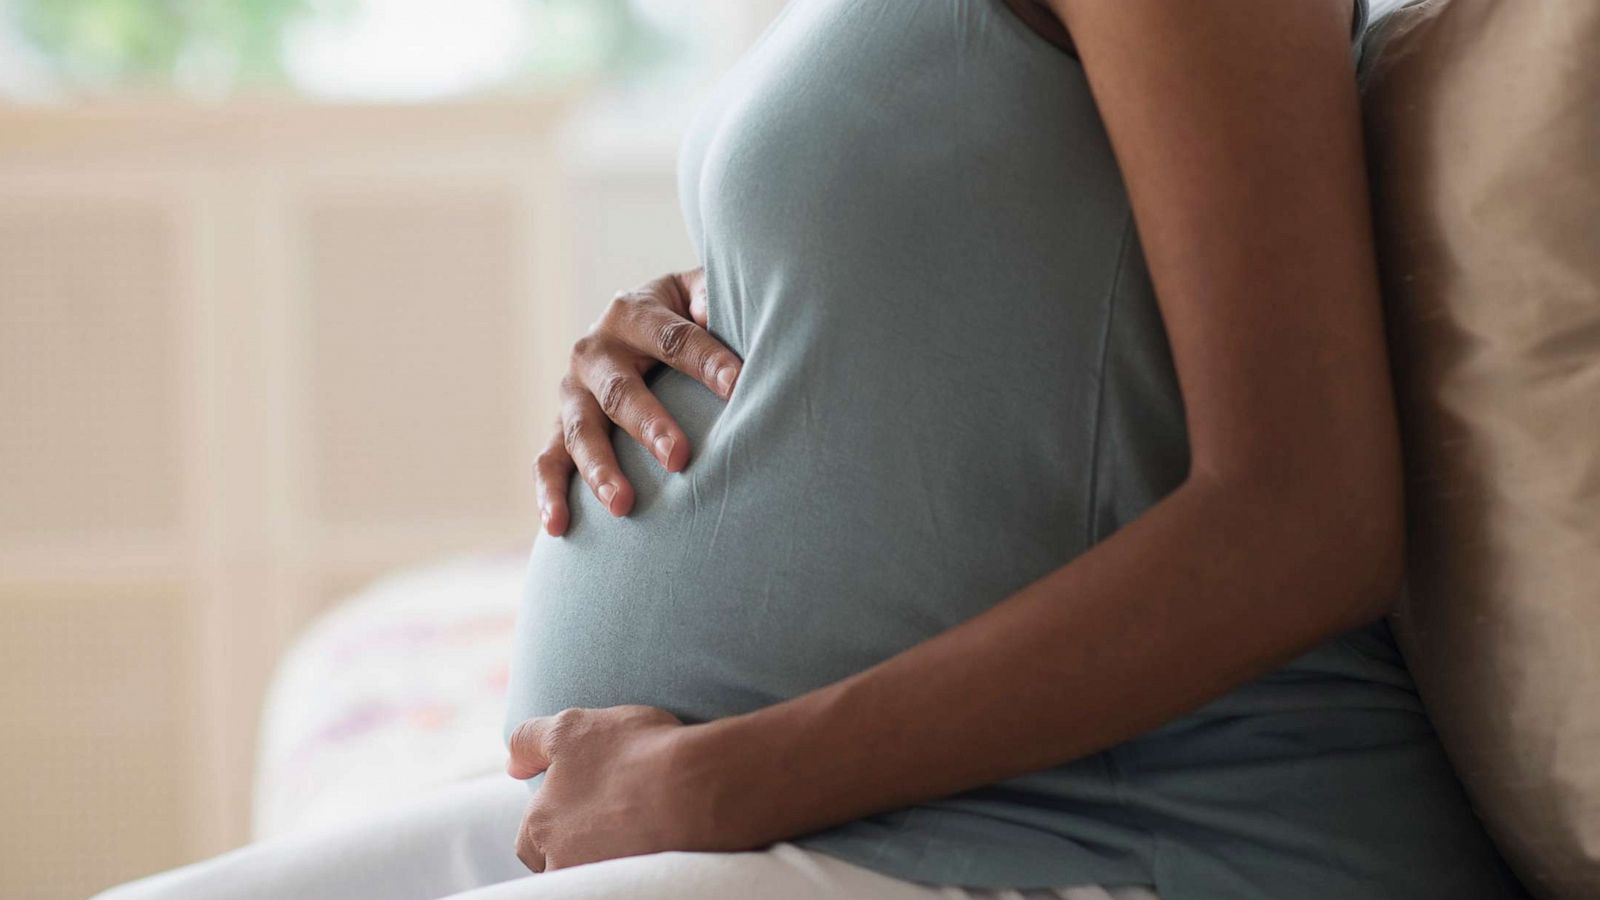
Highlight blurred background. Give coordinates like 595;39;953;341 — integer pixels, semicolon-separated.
0;1;785;896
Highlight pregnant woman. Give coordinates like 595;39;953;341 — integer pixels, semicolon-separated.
99;1;1525;899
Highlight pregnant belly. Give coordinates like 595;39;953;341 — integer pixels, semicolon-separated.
502;364;1091;735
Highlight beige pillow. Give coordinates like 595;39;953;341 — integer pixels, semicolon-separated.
1359;1;1600;897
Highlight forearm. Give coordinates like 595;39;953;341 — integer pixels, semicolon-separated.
685;472;1400;846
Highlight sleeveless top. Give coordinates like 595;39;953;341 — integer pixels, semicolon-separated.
506;1;1526;896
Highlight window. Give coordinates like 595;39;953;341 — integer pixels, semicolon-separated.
0;0;740;102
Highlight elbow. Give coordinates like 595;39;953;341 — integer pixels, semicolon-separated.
1332;440;1408;627
1304;471;1406;630
1194;445;1406;633
1284;475;1406;633
1348;498;1404;626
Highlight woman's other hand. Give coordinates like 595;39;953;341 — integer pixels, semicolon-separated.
535;268;741;536
506;706;742;872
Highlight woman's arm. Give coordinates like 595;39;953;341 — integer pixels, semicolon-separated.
689;0;1400;841
508;0;1401;869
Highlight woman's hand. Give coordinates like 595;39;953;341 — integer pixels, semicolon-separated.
506;706;747;872
535;268;742;537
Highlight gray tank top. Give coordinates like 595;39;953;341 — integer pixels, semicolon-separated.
507;1;1524;895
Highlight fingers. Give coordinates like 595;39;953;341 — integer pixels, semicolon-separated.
559;375;635;517
533;422;574;536
573;344;692;474
615;299;741;402
606;277;741;401
540;269;738;523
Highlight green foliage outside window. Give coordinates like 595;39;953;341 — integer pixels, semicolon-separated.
2;0;677;97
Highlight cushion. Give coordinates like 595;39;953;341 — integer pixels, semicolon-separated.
252;552;525;839
1359;1;1600;897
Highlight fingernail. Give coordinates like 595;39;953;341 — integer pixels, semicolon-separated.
539;506;550;527
716;366;738;397
598;482;618;511
653;435;675;466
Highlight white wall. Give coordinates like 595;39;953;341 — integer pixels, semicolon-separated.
0;5;793;897
0;99;569;898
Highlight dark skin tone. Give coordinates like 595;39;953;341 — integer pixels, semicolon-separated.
513;0;1397;874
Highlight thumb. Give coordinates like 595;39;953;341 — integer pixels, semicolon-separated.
506;717;556;779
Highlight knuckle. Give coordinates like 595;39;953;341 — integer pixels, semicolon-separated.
637;414;665;443
596;373;631;418
533;447;562;472
570;335;598;363
561;416;585;455
654;318;696;360
602;289;644;324
549;707;586;748
515;840;540;873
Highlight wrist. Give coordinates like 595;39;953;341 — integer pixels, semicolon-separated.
674;714;778;849
674;704;817;850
